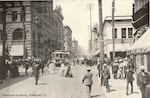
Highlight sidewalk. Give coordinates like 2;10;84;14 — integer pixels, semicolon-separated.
0;67;32;90
103;78;141;98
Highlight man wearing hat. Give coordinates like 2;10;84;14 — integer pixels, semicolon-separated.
32;61;40;85
137;66;148;98
82;67;93;98
103;63;110;93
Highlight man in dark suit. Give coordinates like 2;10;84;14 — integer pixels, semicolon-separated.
145;74;150;98
137;66;148;98
32;61;40;85
126;67;134;95
103;63;110;93
82;67;93;98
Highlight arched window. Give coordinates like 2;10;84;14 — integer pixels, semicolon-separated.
12;28;23;40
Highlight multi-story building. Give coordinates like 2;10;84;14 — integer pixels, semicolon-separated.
64;25;72;52
53;6;64;50
0;1;60;59
72;39;79;58
91;24;100;56
103;16;134;59
128;0;150;72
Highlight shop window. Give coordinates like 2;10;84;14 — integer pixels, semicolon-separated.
12;28;23;40
12;11;18;22
121;28;126;38
128;28;133;38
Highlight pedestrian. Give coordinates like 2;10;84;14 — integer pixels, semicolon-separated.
64;64;73;78
39;60;45;75
145;73;150;98
103;63;110;93
137;66;148;98
24;60;29;76
126;67;134;95
32;61;40;85
82;67;93;98
49;61;56;74
60;61;66;76
112;61;119;79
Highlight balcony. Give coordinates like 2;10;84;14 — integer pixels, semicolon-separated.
132;2;149;29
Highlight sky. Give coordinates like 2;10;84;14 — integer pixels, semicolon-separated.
54;0;134;54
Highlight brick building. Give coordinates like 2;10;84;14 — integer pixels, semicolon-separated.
0;1;64;59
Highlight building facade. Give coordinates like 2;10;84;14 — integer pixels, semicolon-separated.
103;16;134;59
0;1;63;59
128;0;150;72
72;39;79;58
64;25;72;52
53;6;64;50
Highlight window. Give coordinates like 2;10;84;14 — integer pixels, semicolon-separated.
12;28;23;40
114;28;117;38
12;11;17;22
20;6;26;22
121;28;126;38
128;28;133;38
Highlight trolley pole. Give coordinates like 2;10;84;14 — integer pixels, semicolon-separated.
98;0;104;64
112;0;115;61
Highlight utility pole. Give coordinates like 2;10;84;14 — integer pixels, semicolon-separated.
2;2;6;66
1;2;7;82
90;4;92;51
87;3;93;51
112;0;115;61
98;0;104;64
149;0;150;27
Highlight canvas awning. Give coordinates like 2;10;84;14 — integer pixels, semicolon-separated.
128;28;150;55
10;45;24;56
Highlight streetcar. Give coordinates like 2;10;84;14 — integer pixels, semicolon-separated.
51;50;70;67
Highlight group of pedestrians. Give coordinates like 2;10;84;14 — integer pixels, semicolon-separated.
60;61;73;78
82;56;137;98
0;59;20;84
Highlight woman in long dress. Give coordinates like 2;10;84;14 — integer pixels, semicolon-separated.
49;61;56;74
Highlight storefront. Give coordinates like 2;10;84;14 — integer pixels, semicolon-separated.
128;28;150;72
9;45;24;59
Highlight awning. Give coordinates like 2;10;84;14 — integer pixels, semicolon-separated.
128;28;150;55
10;45;24;56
